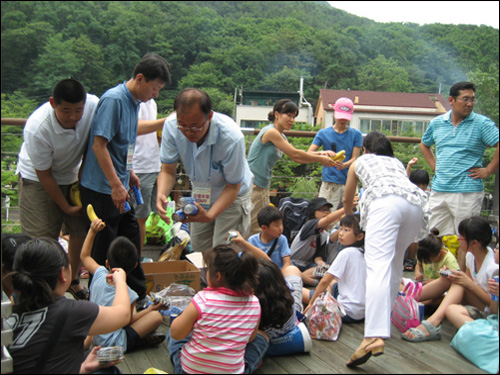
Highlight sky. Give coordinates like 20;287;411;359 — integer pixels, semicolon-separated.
328;1;499;29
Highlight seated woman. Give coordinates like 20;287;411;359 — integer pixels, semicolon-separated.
446;239;499;329
403;216;497;342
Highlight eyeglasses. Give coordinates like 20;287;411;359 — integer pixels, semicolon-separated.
319;207;331;212
177;125;204;133
455;96;476;103
177;119;208;133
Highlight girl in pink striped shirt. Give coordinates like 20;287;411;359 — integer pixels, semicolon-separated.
167;245;269;374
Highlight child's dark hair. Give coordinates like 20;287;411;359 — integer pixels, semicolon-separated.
254;259;294;330
458;216;492;249
409;169;430;187
1;233;32;271
107;236;139;274
417;227;442;264
11;238;69;312
52;78;87;105
363;131;394;157
268;99;299;122
257;205;282;227
340;214;364;247
203;245;258;295
133;53;171;85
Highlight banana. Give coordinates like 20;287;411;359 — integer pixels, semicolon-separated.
69;183;82;206
87;204;99;222
87;204;106;228
331;150;346;162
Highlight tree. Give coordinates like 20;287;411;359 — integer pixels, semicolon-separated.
468;64;499;126
357;55;415;92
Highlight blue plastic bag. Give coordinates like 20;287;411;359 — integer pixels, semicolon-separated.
450;314;499;374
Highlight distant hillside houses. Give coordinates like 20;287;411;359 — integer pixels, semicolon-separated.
235;88;451;135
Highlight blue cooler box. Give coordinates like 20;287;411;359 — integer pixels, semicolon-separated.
265;322;312;357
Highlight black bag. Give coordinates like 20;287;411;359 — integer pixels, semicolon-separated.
278;197;309;245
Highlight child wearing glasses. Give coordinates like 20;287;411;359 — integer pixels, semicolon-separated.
289;197;345;286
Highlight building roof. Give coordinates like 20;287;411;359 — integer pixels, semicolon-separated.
319;89;451;112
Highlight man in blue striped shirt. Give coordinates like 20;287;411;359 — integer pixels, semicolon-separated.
420;81;499;271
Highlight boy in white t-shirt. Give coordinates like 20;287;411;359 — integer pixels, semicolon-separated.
304;214;366;323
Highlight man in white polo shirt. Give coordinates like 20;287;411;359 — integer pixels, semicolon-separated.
157;88;253;252
17;78;99;300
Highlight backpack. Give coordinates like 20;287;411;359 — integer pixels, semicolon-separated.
278;197;309;245
391;281;422;332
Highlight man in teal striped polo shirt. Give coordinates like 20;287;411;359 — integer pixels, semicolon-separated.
420;81;499;271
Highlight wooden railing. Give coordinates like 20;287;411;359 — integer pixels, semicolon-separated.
2;118;498;231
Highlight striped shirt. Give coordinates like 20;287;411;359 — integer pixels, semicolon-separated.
421;111;499;193
181;287;261;374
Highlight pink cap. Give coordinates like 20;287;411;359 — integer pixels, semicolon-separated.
333;97;354;120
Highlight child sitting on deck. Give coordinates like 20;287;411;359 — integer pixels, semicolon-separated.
304;214;366;323
289;197;345;286
247;205;291;271
415;227;460;285
403;216;497;342
166;244;269;374
81;218;166;352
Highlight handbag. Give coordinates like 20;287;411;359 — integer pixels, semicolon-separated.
451;314;499;374
391;281;422;333
305;291;345;341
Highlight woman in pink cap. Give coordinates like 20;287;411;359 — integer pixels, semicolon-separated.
308;97;363;210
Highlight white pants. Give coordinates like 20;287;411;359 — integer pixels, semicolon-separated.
363;195;424;338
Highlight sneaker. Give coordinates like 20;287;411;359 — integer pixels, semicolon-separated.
136;333;166;350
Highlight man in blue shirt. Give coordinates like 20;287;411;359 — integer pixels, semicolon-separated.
420;81;499;271
157;88;253;252
308;97;363;209
81;53;171;306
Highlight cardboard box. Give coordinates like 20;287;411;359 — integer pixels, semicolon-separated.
186;252;207;285
143;260;200;294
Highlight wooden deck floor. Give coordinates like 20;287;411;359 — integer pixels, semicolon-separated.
78;246;487;374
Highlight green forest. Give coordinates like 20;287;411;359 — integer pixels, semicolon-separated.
1;1;499;226
2;1;499;116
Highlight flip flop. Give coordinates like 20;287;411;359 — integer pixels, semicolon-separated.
402;320;441;342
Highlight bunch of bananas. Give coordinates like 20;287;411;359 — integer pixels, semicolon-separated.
331;150;346;162
69;183;82;206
